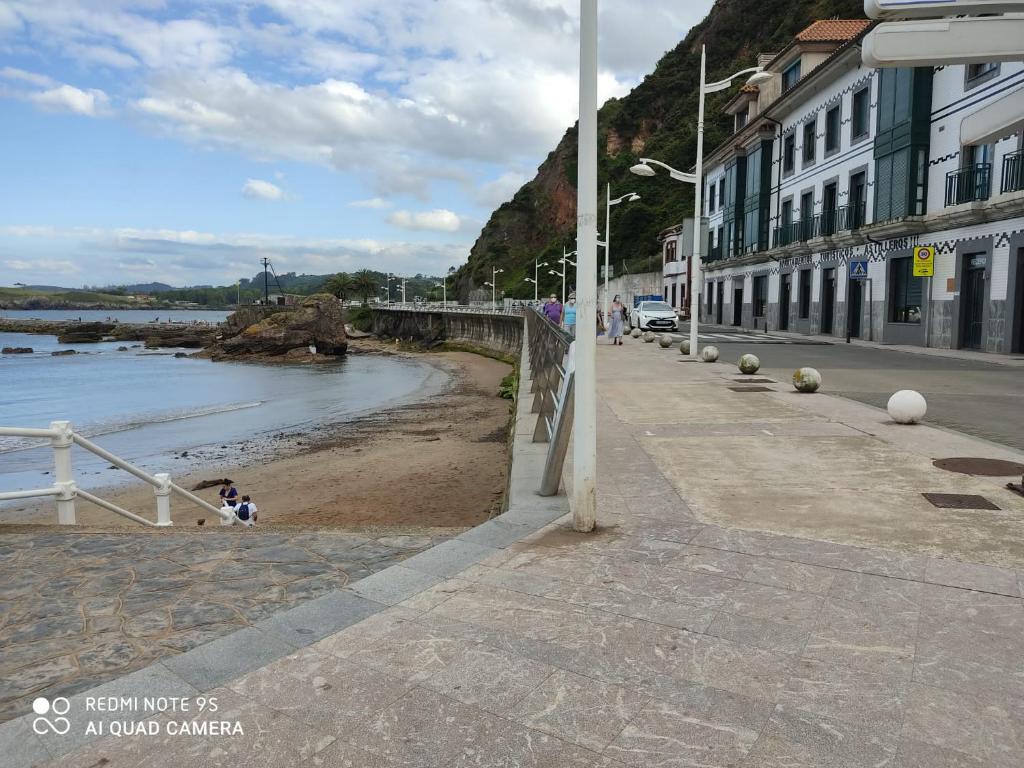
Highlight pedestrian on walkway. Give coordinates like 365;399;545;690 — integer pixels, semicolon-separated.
543;294;562;325
608;295;626;345
563;294;577;337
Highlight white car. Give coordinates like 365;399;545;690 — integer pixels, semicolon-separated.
631;301;678;332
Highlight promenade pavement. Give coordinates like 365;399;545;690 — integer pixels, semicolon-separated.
13;335;1024;767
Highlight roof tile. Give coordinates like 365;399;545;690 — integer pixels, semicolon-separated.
795;19;871;42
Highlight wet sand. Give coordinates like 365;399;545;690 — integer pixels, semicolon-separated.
4;347;513;534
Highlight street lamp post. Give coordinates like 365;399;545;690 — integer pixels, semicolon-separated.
532;258;548;302
491;267;504;308
434;282;446;307
631;48;768;359
600;185;640;325
559;249;577;306
401;278;407;305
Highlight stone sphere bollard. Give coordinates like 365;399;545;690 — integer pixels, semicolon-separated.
738;354;760;374
630;327;642;339
887;390;927;424
658;335;673;348
679;339;691;355
643;331;656;343
701;345;720;363
792;367;822;393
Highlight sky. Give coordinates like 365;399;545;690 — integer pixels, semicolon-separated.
0;0;713;288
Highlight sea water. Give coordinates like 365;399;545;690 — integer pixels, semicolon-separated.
0;311;446;498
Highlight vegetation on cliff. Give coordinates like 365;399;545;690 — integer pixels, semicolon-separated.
456;0;865;300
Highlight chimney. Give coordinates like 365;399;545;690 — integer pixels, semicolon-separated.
757;52;777;68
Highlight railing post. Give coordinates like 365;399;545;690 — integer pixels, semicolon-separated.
154;473;173;527
49;420;76;525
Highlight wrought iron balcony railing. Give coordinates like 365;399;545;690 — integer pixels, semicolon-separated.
1001;150;1024;195
946;163;991;207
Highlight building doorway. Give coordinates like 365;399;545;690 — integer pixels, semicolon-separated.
779;274;791;330
848;277;863;338
733;287;743;326
821;268;836;334
960;254;987;350
716;282;724;325
1013;248;1024;353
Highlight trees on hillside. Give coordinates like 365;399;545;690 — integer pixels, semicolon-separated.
324;273;355;300
352;270;378;304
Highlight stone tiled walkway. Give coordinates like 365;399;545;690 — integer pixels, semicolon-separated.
0;529;443;724
17;341;1024;767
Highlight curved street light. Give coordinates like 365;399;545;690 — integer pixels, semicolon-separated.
601;186;641;324
630;52;766;359
490;267;504;308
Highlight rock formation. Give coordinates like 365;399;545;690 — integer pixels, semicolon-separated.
2;346;33;354
209;294;347;359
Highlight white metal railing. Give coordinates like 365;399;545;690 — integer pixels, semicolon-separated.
0;421;232;527
525;309;576;496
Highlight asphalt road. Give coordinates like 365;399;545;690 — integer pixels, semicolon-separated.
677;327;1024;452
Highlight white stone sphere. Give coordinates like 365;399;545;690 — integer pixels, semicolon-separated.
643;331;656;343
701;345;720;363
630;327;641;338
887;390;927;424
792;367;822;393
738;354;761;374
658;335;673;348
679;339;691;355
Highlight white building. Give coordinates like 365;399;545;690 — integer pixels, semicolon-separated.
692;18;1024;353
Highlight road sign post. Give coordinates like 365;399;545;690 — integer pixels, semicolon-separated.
913;246;935;277
850;260;869;280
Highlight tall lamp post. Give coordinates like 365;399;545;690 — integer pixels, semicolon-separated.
600;186;640;323
631;48;769;359
531;258;548;302
433;281;446;307
572;0;599;533
490;267;504;308
558;249;577;306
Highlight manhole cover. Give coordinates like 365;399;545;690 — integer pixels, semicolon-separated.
734;378;777;384
728;386;773;393
933;458;1024;477
922;493;1000;511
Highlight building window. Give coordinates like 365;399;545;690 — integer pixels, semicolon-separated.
753;275;768;317
718;178;726;207
783;134;795;175
852;86;870;140
665;240;677;264
802;120;816;166
966;62;999;89
735;111;748;131
825;105;841;154
799;269;811;319
890;257;922;324
708;182;716;213
782;60;801;92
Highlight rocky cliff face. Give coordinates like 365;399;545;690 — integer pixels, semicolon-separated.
457;0;865;300
210;294;348;359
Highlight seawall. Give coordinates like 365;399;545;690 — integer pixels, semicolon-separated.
370;307;524;358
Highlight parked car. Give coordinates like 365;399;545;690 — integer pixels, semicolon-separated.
631;301;678;332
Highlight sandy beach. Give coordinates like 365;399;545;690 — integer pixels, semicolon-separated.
3;345;513;534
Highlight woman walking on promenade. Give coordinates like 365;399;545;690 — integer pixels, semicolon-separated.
608;295;626;345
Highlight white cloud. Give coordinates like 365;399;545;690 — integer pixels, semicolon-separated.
28;83;110;116
349;197;392;209
4;258;81;273
0;67;55;88
242;178;285;201
388;209;461;233
476;170;529;207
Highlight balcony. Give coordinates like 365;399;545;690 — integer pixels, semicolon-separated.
814;203;867;237
705;244;724;263
1001;150;1024;194
945;163;991;207
772;219;813;248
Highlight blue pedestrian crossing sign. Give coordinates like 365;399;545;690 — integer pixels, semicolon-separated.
849;260;869;280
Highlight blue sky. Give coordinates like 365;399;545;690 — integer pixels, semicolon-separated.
0;1;712;287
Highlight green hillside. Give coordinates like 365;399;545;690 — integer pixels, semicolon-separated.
456;0;865;300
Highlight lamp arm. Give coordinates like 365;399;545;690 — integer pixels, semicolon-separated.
704;66;764;93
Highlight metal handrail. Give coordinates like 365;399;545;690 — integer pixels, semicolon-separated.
1002;150;1024;195
946;163;992;206
375;303;527;316
0;422;232;527
525;309;575;496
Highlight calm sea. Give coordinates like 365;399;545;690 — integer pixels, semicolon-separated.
0;310;446;498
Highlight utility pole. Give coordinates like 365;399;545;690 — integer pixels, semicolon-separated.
261;257;270;305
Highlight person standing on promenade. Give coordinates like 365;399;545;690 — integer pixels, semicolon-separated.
608;295;626;345
563;294;577;337
543;294;562;325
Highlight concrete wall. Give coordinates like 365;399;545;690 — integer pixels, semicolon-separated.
597;271;663;311
370;308;524;359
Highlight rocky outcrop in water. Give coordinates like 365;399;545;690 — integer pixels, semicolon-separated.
56;323;115;343
208;294;348;360
2;346;33;354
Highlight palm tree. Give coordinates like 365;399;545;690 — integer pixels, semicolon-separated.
352;270;378;304
324;273;354;300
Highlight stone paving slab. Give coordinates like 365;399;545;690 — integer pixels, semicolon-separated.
0;528;446;724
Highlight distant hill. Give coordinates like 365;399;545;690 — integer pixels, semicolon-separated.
456;0;865;300
109;282;175;294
